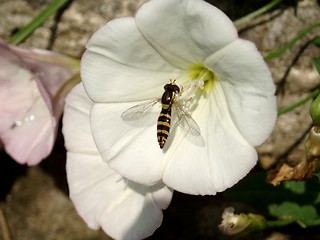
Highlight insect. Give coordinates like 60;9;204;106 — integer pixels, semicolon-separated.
121;81;201;149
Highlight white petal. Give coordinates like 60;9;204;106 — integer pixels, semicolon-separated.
163;82;257;195
150;183;173;210
135;0;238;68
101;182;172;240
204;39;277;145
67;152;173;240
68;153;173;239
63;85;173;239
81;17;184;102
90;101;166;185
66;152;126;230
63;83;97;154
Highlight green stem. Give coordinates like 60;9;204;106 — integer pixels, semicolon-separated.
264;22;320;62
266;219;320;228
53;71;81;118
301;219;320;227
265;219;294;228
278;89;320;116
234;0;282;28
8;0;70;45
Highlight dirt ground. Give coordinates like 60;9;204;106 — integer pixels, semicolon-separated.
0;0;319;239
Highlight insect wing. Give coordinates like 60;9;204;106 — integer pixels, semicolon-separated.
173;102;201;136
121;100;158;121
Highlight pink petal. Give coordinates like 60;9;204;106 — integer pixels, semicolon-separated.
0;40;79;164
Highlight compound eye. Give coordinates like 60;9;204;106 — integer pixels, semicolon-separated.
173;85;180;94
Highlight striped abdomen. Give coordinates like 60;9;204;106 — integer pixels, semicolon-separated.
157;82;179;149
157;105;172;149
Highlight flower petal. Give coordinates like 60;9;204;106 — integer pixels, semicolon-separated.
0;41;79;165
135;0;238;68
8;43;79;117
66;152;126;230
63;84;173;239
204;39;277;146
81;17;184;102
90;101;166;185
163;82;258;195
68;153;173;239
63;84;97;154
0;42;37;134
1;97;54;165
9;44;78;97
0;42;56;165
100;182;171;240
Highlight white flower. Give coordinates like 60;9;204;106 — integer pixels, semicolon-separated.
63;84;173;240
80;0;277;195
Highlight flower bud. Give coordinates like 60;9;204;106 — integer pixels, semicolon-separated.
310;94;320;126
219;207;267;237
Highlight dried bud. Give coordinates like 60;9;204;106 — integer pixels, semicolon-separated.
304;126;320;171
219;207;267;237
267;124;320;185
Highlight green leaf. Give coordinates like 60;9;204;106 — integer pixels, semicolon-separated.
264;22;320;62
278;88;320;116
268;202;319;228
233;0;281;28
313;57;320;75
283;181;305;194
224;172;320;215
8;0;70;45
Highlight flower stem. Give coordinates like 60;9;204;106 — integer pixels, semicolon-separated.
8;0;71;45
264;22;320;62
278;89;320;116
265;219;294;228
53;71;81;118
266;219;320;228
233;0;282;28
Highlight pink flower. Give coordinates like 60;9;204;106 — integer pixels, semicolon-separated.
0;40;79;165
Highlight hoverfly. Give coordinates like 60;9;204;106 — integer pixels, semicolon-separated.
121;81;201;149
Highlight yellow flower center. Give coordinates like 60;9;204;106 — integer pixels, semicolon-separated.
189;64;215;82
174;64;215;112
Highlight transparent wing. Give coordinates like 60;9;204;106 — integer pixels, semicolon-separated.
121;99;159;121
173;102;201;136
